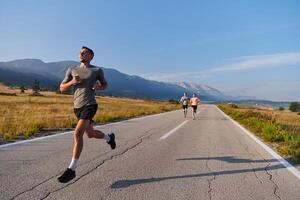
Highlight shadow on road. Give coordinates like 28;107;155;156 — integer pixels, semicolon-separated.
111;156;285;189
176;156;278;163
196;117;229;121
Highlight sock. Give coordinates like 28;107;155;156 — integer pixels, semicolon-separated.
104;134;110;142
68;158;79;171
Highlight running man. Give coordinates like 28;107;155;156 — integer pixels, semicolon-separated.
58;46;116;183
180;92;189;118
190;93;201;120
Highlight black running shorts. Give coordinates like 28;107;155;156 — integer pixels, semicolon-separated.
182;105;188;109
74;104;98;123
191;105;197;112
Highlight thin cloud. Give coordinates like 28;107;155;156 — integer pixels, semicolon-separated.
211;52;300;72
145;52;300;82
144;71;209;82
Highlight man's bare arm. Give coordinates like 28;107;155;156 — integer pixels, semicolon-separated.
93;80;108;91
99;80;108;90
60;81;73;92
60;76;81;92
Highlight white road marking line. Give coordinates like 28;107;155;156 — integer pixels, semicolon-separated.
0;131;74;148
159;108;205;140
159;120;188;140
0;109;181;149
217;106;300;181
1;107;202;148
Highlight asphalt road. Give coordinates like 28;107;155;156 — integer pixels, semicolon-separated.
1;105;300;200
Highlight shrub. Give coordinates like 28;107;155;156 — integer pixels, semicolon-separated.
289;102;300;112
168;99;179;104
278;106;284;111
30;92;43;96
228;103;238;108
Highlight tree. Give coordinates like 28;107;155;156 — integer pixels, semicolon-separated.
32;80;41;96
289;102;300;112
20;85;26;93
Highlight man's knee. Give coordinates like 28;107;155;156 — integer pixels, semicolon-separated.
74;129;84;140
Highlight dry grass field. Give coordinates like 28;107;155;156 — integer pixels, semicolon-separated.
230;105;300;135
0;85;180;141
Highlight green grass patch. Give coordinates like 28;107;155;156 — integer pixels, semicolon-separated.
218;104;300;164
25;122;44;138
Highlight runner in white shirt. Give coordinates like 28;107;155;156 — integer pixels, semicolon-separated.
180;92;189;118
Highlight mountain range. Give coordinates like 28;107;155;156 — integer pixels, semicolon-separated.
0;59;241;101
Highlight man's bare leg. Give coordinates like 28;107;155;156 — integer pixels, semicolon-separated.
85;124;116;149
85;124;106;139
69;119;90;171
58;119;89;183
73;119;90;159
192;109;195;120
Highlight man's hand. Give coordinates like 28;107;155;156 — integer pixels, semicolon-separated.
198;99;202;105
93;80;107;91
60;74;81;92
72;74;81;85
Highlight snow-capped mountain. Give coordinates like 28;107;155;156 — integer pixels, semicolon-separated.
172;82;231;100
174;82;224;96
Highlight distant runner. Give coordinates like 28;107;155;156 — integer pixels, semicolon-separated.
57;46;116;183
190;93;201;120
180;92;189;118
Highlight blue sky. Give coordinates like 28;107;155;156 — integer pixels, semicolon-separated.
0;0;299;101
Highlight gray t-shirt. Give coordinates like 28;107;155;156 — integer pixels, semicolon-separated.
63;65;106;108
180;96;189;105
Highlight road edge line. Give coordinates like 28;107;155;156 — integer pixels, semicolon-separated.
216;105;300;181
